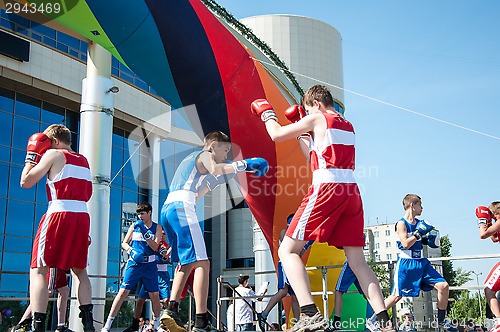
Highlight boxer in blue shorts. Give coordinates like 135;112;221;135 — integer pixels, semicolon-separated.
327;259;365;330
101;202;163;332
160;131;268;332
123;231;172;332
366;194;456;332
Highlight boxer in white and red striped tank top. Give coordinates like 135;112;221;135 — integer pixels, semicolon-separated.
288;111;364;248
32;149;92;270
253;85;393;331
21;124;95;332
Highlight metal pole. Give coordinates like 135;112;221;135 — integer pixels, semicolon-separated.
69;41;114;331
321;267;328;316
189;292;193;330
388;262;397;328
217;276;223;331
473;272;483;321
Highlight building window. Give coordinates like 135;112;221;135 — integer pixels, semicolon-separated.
385;242;391;248
375;243;380;249
375;255;381;261
385;229;391;236
226;257;255;269
374;231;379;237
387;254;392;260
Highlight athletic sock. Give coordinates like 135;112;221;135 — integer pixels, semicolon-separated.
376;310;390;328
333;315;341;328
300;304;319;317
33;312;47;332
438;309;446;323
195;312;209;328
104;316;115;330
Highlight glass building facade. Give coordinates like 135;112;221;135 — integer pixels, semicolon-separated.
0;86;200;299
0;9;252;329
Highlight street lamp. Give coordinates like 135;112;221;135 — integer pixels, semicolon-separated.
472;272;483;321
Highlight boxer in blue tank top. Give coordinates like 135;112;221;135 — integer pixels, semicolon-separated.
366;195;456;332
160;131;269;332
102;203;163;332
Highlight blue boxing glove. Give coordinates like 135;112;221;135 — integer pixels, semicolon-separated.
231;157;269;177
425;230;440;248
127;247;145;263
134;221;155;240
413;220;434;240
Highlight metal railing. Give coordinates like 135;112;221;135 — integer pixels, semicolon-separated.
2;253;500;330
215;253;500;330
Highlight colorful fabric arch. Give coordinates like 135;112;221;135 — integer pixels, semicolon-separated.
24;0;306;254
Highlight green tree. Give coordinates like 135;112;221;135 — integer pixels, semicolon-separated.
368;258;391;297
452;290;484;324
441;236;473;295
0;300;28;331
104;292;135;329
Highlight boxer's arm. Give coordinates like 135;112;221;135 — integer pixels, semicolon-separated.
395;220;417;249
198;152;235;176
264;114;317;142
20;149;61;188
148;224;162;251
480;221;500;239
121;225;134;251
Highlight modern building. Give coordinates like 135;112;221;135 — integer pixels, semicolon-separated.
241;14;345;114
365;223;442;328
0;7;347;331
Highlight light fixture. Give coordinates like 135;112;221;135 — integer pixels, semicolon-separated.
107;86;119;93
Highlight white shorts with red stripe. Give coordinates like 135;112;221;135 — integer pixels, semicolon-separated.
286;169;365;248
485;262;500;292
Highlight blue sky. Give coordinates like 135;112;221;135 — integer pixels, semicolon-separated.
215;1;500;285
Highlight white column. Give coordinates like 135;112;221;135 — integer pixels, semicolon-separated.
149;134;161;222
253;222;278;322
69;41;115;331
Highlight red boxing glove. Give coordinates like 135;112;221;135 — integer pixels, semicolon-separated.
251;99;278;122
159;241;171;262
476;206;492;228
25;133;51;165
284;105;307;123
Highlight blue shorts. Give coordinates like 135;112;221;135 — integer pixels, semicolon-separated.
161;201;208;266
336;261;363;294
392;257;445;297
277;261;294;295
121;260;159;293
138;270;171;300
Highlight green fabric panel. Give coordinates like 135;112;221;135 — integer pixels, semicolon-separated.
27;0;125;64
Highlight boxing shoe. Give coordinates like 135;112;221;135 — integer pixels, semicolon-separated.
160;309;187;332
285;312;329;332
365;315;379;332
257;312;267;332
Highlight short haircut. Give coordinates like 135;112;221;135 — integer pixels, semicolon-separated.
43;124;71;145
402;194;421;210
489;202;500;216
204;131;230;145
238;274;249;285
302;85;334;108
136;202;152;213
286;213;294;226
